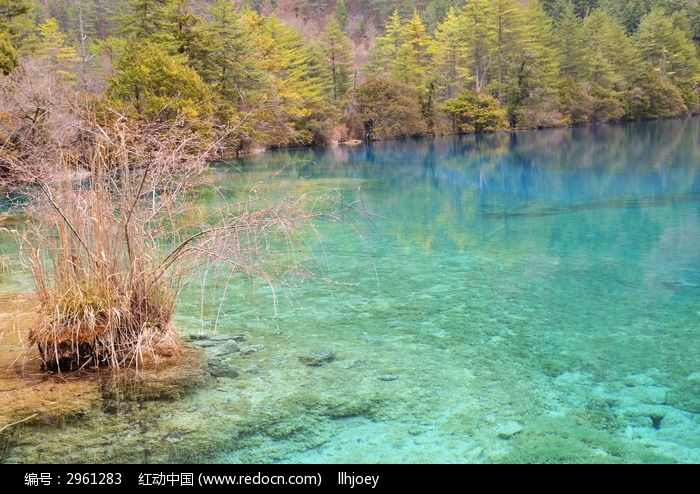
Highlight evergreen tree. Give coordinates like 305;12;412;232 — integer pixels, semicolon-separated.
0;29;16;74
396;10;433;88
689;3;700;43
166;0;201;57
541;0;572;20
572;0;600;17
432;7;469;100
460;0;496;94
194;0;265;120
334;0;349;31
0;0;27;74
509;0;562;127
492;0;523;103
367;10;405;76
0;0;30;27
0;0;32;51
36;18;79;82
107;41;213;124
580;9;629;122
635;7;700;110
555;1;587;79
118;0;175;47
321;17;352;102
554;1;595;123
93;0;115;40
251;14;331;144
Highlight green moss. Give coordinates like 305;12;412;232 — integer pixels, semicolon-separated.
575;398;621;432
498;416;673;464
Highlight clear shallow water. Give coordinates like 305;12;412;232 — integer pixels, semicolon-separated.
2;117;700;463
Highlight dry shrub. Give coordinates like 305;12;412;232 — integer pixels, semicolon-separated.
0;61;83;182
2;65;330;372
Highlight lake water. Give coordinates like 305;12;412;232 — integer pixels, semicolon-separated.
2;117;699;463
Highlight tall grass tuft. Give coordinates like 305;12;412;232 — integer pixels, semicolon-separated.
1;64;340;372
31;120;321;370
5;103;324;371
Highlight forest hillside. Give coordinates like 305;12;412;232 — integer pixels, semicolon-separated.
1;0;700;151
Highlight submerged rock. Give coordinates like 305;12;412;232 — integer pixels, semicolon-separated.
686;371;700;383
360;333;381;347
299;349;336;367
212;341;241;355
623;373;657;387
245;364;261;375
496;421;524;439
622;385;668;405
188;333;247;346
208;360;239;379
667;383;700;413
620;404;671;429
377;374;399;382
101;345;208;402
240;344;265;355
190;339;218;348
164;432;184;443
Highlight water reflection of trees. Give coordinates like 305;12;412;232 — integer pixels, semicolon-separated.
203;122;700;381
221;118;700;258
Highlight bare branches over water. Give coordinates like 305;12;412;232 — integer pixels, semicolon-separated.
0;65;335;372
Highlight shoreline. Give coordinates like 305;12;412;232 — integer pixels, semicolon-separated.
228;113;699;159
0;292;208;446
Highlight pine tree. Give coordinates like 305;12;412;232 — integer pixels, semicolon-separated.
194;0;265;118
460;0;496;94
366;9;436;130
93;0;113;40
689;3;700;43
572;0;600;18
166;0;201;57
251;14;331;144
509;0;562;127
396;10;433;88
432;7;469;100
0;0;32;50
553;1;596;123
0;29;16;74
334;0;349;31
107;41;213;123
0;0;30;27
492;0;523;103
541;0;572;20
635;7;700;110
321;17;352;102
367;9;405;76
579;9;628;122
0;0;28;74
36;18;79;82
118;0;175;47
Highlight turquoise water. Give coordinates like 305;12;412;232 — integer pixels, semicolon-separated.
2;117;700;463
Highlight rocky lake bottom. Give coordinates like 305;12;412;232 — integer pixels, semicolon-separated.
1;117;700;463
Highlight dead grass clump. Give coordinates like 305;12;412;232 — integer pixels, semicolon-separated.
9;106;322;372
1;59;336;373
